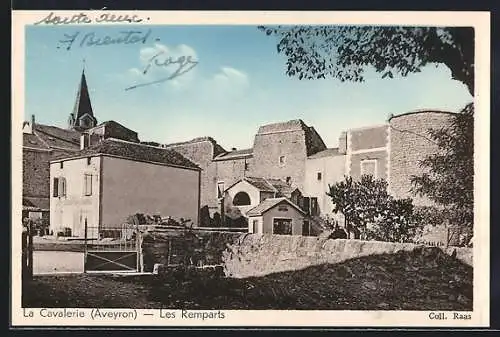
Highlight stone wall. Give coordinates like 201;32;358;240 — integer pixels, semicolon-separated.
23;149;51;200
165;138;221;212
143;231;472;279
222;234;473;278
389;111;455;205
252;128;309;192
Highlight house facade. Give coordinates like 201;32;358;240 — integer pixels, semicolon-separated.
49;138;201;237
247;197;308;236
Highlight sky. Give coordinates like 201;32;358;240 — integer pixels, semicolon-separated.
24;25;473;150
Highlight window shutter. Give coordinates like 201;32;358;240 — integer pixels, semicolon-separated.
53;178;59;197
58;178;66;197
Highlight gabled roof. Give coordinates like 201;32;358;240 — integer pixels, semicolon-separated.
50;138;200;170
23;123;81;151
307;148;342;159
214;148;253;161
225;177;298;197
23;197;50;211
246;197;306;217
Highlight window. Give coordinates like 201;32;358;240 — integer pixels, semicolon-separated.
317;172;322;181
87;157;92;165
273;218;292;235
279;155;286;166
53;177;59;197
233;191;251;206
216;181;225;199
60;162;63;169
302;221;310;236
360;159;377;178
59;177;66;197
53;177;66;197
252;220;259;233
310;197;319;216
84;174;93;196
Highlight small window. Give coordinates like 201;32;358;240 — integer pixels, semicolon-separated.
317;172;322;181
233;191;251;206
84;174;93;196
273;218;292;235
216;181;225;199
310;197;319;216
87;157;92;165
244;162;249;171
302;221;310;236
53;177;59;197
252;220;259;233
60;162;63;169
360;159;377;178
59;177;67;197
279;155;286;166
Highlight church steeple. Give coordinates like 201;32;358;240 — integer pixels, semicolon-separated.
68;63;98;131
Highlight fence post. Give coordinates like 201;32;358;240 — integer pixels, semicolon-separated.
167;238;172;266
27;220;33;279
84;218;88;273
22;230;27;281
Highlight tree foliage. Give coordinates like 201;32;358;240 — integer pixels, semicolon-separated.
327;175;421;243
258;25;474;95
410;103;474;227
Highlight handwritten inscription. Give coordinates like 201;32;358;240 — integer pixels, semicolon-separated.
34;12;146;25
57;30;152;50
126;51;199;90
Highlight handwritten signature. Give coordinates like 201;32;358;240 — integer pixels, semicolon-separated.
57;30;152;50
34;11;145;25
125;51;199;91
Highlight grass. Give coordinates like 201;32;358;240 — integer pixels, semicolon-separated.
22;246;473;310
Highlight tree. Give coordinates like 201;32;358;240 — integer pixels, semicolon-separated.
258;26;474;95
327;175;420;242
410;103;474;228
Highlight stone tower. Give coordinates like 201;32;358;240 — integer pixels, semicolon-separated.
68;68;98;131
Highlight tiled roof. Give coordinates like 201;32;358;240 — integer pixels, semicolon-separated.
23;132;50;150
23;197;50;211
226;177;296;197
246;197;305;217
307;148;342;159
51;138;200;170
244;177;276;192
214;148;253;161
23;124;81;151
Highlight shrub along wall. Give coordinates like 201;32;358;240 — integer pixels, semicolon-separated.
141;229;242;272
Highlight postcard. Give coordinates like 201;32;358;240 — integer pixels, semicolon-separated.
11;10;490;328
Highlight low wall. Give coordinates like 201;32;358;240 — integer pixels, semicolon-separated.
221;234;473;278
142;231;473;278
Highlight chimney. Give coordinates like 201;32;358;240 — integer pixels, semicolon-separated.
231;147;237;151
80;133;89;150
22;115;35;134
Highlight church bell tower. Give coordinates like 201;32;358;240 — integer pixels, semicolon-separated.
68;65;98;131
